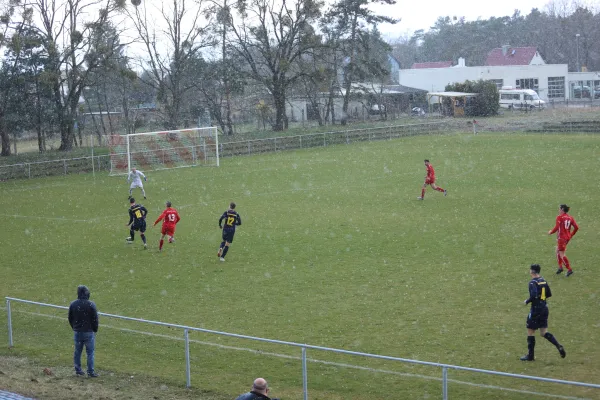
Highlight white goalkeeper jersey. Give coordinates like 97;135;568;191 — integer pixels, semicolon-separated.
128;170;146;185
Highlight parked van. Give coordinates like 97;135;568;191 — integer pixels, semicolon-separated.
499;87;545;110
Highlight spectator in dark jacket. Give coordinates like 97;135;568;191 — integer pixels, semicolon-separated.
235;378;278;400
68;285;99;377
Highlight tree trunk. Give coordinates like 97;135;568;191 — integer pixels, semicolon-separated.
35;78;46;153
0;115;11;156
273;83;286;131
59;115;74;151
103;81;115;134
222;17;234;136
341;16;358;126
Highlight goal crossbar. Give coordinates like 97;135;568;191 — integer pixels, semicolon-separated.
109;127;219;176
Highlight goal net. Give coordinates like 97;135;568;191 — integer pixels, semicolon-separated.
108;127;219;176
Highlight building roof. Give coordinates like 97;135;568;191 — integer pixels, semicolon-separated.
411;61;453;69
485;46;538;66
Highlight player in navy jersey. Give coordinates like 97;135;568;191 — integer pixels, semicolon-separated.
126;198;148;249
217;202;242;261
520;264;566;361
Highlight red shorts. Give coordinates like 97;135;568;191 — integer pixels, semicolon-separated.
161;225;176;236
425;177;435;185
557;238;570;252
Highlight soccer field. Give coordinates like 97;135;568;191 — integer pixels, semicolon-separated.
1;132;599;399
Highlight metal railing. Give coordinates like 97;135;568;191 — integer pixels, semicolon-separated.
218;121;447;158
0;122;447;180
6;297;600;400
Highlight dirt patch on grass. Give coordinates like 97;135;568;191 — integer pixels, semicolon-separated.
0;356;227;400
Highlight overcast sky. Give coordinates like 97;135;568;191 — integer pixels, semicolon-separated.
373;0;596;39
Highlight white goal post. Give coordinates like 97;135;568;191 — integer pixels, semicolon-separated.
108;127;219;175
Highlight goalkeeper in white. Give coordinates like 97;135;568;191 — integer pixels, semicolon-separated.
127;168;147;199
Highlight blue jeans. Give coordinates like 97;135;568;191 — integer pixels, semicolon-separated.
73;331;95;374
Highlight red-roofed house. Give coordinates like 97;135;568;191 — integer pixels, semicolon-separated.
485;46;546;66
411;61;453;69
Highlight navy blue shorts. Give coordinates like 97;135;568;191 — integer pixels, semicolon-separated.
132;220;147;233
526;307;549;330
222;229;235;243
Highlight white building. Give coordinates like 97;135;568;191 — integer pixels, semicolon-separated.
398;46;587;103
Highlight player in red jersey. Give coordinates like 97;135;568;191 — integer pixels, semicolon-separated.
418;159;447;200
548;204;578;277
153;201;181;251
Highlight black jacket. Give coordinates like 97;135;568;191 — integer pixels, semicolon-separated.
68;285;99;333
235;391;272;400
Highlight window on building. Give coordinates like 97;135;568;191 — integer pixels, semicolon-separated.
489;79;503;90
515;78;539;91
547;76;565;99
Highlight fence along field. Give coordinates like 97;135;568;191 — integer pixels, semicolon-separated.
1;132;599;399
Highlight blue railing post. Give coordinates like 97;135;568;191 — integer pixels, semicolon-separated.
442;366;448;400
184;329;191;388
302;347;308;400
7;299;13;347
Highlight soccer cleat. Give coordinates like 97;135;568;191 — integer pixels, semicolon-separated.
88;372;99;378
558;345;566;358
217;248;223;257
417;197;423;200
444;189;448;196
556;268;563;275
169;238;175;243
566;270;573;277
144;196;147;199
143;244;148;250
219;257;225;262
75;370;85;376
128;196;132;200
126;237;133;243
520;355;534;361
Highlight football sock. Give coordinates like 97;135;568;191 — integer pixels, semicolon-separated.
129;230;135;240
527;336;535;358
543;332;560;347
222;246;229;257
420;188;425;198
436;187;444;192
141;234;146;244
562;256;571;271
141;188;146;197
556;253;563;268
159;239;164;250
220;241;225;249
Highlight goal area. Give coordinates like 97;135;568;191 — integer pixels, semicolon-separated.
108;127;219;175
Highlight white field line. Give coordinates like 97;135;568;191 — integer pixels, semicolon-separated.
2;308;590;400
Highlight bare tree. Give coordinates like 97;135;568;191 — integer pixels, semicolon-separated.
229;0;323;131
27;0;127;151
128;0;213;130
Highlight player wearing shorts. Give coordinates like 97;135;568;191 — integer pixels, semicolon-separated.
521;264;566;361
217;202;242;262
418;159;447;200
153;201;181;251
127;168;147;199
126;197;148;249
548;204;578;277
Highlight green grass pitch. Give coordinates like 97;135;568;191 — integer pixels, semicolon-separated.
1;132;599;400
